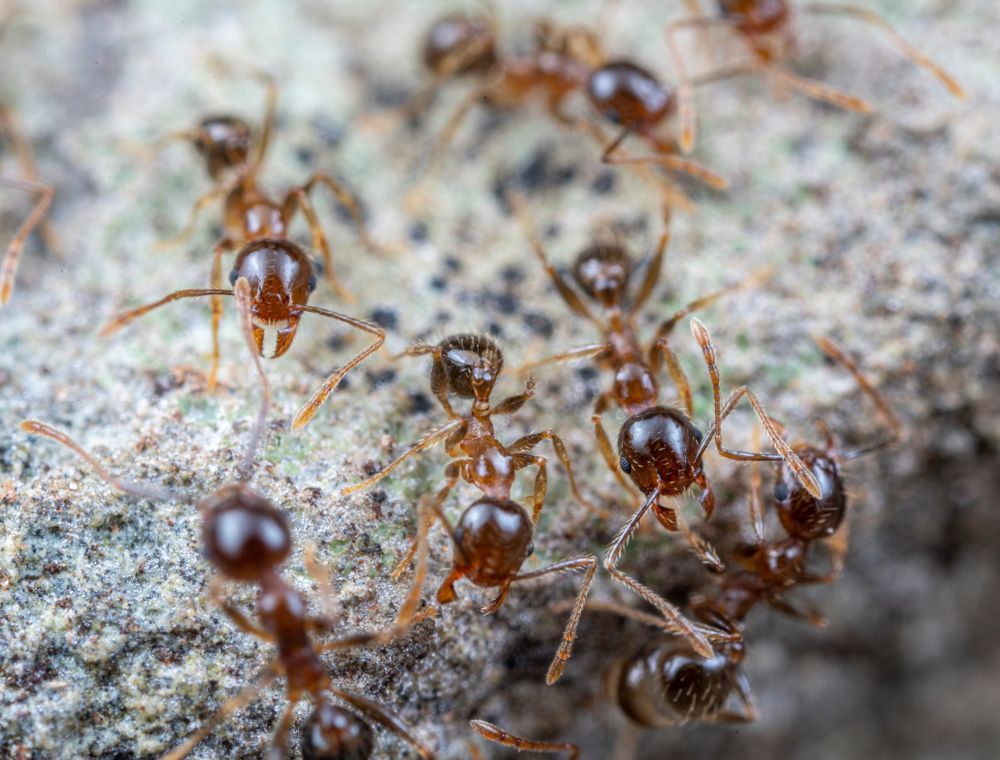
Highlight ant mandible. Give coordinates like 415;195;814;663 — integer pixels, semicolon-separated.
417;11;727;211
666;0;966;152
0;104;54;307
103;71;383;427
21;280;436;759
342;333;601;684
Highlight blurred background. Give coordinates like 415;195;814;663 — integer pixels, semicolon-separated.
1;0;997;758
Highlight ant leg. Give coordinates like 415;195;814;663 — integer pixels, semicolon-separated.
251;71;278;169
291;306;386;429
101;287;233;336
209;577;274;641
208;239;237;392
395;342;459;418
729;670;759;723
815;336;902;458
283;187;351;300
674;508;723;571
755;57;872;113
0;175;53;305
299;172;381;255
690;318;822;498
592;393;637;500
507;191;600;326
481;581;512;615
154;173;239;251
328;689;435;760
0;105;58;252
19;420;179;502
567;599;738;643
629;227;671;316
269;702;297;758
159;666;280;760
600;125;730;190
304;542;340;627
340;418;466;496
471;719;580;759
489;376;536;417
604;488;715;657
508;428;605;517
766;592;828;629
800;3;966;98
519;343;612;375
748;428;767;546
511;453;548;524
649;338;694;418
514;555;599;684
389;460;464;580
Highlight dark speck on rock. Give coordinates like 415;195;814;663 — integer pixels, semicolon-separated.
523;311;553;338
487;322;503;337
591;170;616;195
408;391;433;415
311;115;345;146
327;333;348;351
409;222;429;243
296;146;315;166
444;256;462;272
367;368;396;389
501;265;524;284
369;307;399;330
487;290;518;315
429;275;447;291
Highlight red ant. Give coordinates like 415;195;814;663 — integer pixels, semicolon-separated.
341;333;600;684
512;200;817;655
20;280;436;759
666;1;967;152
0;104;54;307
104;72;383;429
415;11;730;211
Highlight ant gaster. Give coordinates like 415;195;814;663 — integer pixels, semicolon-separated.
666;1;966;152
342;333;600;684
104;73;383;428
21;280;435;759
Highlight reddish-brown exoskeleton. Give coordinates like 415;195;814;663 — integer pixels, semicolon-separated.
0;104;54;307
20;281;436;759
342;334;600;684
667;0;966;152
415;11;728;211
103;74;383;428
469;719;580;759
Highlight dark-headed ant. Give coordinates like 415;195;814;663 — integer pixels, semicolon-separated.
667;1;967;152
104;72;383;428
21;280;436;759
416;11;729;211
0;104;54;307
342;333;600;684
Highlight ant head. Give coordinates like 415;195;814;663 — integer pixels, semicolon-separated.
574;243;631;308
424;13;497;77
773;446;846;541
436;334;504;403
194;115;251;180
535;21;604;69
230;239;315;358
718;0;789;33
617;406;703;498
587;60;674;132
301;703;374;760
453;497;533;586
201;484;291;582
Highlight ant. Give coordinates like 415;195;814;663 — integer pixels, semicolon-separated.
0;104;54;307
416;11;729;211
341;333;600;684
666;1;967;152
20;279;436;759
104;71;383;428
469;719;579;759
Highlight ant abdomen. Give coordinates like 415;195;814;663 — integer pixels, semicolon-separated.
717;0;790;34
424;14;497;76
617;406;704;497
587;61;675;132
194;115;252;180
573;243;630;307
201;485;291;581
607;642;743;727
433;334;504;400
302;703;375;760
774;447;845;540
445;497;533;593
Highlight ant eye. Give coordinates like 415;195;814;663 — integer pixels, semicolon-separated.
308;274;317;292
774;482;790;501
619;456;632;474
228;269;238;285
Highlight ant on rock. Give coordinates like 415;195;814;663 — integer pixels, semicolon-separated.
342;333;601;684
21;279;436;759
666;0;967;152
105;71;383;428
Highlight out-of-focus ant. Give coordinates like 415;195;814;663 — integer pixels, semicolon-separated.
342;333;600;684
667;1;967;152
105;72;383;427
21;280;436;759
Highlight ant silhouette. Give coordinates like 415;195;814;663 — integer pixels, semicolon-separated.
104;70;383;427
21;277;436;759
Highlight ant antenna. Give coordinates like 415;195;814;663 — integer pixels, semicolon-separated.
233;275;270;482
